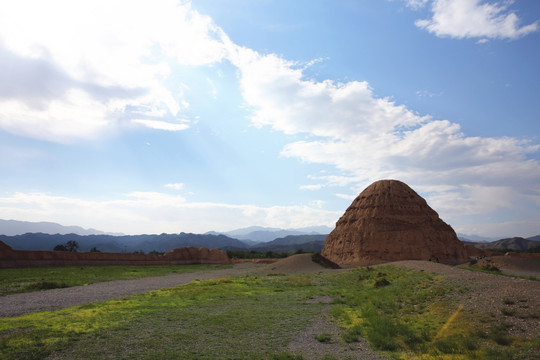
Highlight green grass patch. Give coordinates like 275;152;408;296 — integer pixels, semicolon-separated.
325;265;538;359
0;264;231;296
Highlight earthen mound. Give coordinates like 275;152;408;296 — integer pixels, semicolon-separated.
321;179;469;267
262;253;328;274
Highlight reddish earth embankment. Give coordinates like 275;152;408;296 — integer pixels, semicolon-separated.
0;241;230;268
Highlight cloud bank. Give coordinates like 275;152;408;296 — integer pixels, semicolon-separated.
0;0;227;142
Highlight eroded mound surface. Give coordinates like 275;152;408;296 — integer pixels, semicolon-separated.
322;179;469;267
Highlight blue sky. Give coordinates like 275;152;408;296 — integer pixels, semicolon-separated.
0;0;539;237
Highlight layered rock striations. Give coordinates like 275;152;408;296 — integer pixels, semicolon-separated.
322;179;469;266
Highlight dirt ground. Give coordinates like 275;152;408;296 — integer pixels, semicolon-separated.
2;253;538;359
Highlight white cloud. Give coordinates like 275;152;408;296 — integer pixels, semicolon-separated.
403;0;430;10
0;89;111;142
415;0;539;40
300;184;323;191
165;183;185;190
228;41;540;237
230;48;425;140
132;119;190;132
335;193;356;201
0;0;228;142
0;192;340;235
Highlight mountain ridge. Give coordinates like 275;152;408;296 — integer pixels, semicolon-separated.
0;219;123;236
209;225;332;243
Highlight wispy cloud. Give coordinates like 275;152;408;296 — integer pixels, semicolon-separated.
415;0;539;40
402;0;430;10
132;119;189;132
165;183;185;190
300;184;323;191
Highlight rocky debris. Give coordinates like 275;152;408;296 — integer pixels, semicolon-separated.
322;179;470;267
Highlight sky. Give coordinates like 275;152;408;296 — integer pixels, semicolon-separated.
0;0;539;238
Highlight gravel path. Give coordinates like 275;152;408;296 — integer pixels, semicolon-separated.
0;263;260;318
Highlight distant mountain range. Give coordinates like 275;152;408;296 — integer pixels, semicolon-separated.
207;225;333;243
1;219;537;254
463;237;540;251
0;219;123;236
0;220;330;254
457;233;498;242
0;232;328;254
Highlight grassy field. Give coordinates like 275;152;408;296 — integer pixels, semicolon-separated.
0;264;231;296
0;265;538;359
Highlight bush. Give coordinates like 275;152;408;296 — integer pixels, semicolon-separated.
374;278;390;287
433;335;462;354
53;240;79;252
489;324;513;346
342;327;362;343
26;281;69;291
366;316;400;351
482;264;501;273
53;244;68;251
501;308;516;316
314;332;332;343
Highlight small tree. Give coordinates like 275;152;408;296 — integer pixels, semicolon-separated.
53;244;68;251
53;240;79;252
66;240;79;252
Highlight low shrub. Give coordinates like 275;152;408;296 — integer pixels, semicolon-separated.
374;278;390;287
342;325;363;343
25;281;69;291
314;332;332;343
481;264;501;273
501;308;516;316
489;324;513;346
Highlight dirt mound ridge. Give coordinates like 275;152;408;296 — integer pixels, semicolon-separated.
262;253;329;274
322;179;469;267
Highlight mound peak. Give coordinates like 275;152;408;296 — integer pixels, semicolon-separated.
321;179;469;266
